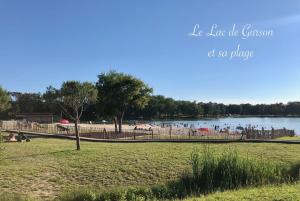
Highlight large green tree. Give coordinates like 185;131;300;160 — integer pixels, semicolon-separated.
10;92;46;114
45;81;97;150
96;71;152;133
0;86;11;114
0;86;11;134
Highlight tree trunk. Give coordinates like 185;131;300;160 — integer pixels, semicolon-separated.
118;111;125;133
118;117;122;133
113;117;118;133
74;118;80;150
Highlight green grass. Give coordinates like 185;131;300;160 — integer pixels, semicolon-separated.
60;146;296;200
50;147;298;201
0;193;34;201
0;138;300;200
183;182;300;201
2;183;300;201
277;136;300;140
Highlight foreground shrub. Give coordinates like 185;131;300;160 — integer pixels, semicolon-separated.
58;190;96;201
287;162;300;181
180;146;287;194
124;187;154;201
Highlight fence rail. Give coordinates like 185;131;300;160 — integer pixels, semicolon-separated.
0;120;295;140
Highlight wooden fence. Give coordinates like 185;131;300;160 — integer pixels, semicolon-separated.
0;120;295;140
245;128;295;139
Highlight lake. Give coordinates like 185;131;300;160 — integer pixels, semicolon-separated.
151;117;300;135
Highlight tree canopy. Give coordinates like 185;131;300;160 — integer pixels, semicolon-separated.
0;86;11;113
45;81;97;150
2;72;300;122
96;71;152;133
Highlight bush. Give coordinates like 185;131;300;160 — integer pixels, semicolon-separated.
58;190;97;201
286;162;300;181
180;145;287;194
125;187;153;201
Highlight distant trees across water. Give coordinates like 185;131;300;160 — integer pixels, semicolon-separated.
125;97;300;119
1;71;300;121
3;92;300;120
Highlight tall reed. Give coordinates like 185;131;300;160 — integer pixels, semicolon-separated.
186;145;286;194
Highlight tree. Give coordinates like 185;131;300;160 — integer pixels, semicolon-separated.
142;95;168;119
96;71;152;133
10;92;46;114
163;97;177;117
0;86;11;136
286;102;300;115
45;81;97;150
0;86;11;115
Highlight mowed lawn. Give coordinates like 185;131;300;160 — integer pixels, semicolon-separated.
0;138;300;200
277;136;300;141
183;182;300;201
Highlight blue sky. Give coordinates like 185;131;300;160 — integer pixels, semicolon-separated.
0;0;300;104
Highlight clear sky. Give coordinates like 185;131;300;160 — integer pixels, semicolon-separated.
0;0;300;104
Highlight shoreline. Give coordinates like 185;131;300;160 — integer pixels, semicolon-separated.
120;115;300;123
129;115;300;121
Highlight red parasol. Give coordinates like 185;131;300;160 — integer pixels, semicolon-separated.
59;119;70;124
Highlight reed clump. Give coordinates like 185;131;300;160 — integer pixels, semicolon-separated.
181;145;286;195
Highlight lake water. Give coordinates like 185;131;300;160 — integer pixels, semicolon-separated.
151;117;300;135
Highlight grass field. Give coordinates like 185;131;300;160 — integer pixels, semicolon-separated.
0;137;300;200
183;182;300;201
277;136;300;140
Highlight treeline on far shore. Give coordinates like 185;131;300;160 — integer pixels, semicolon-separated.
2;92;300;121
